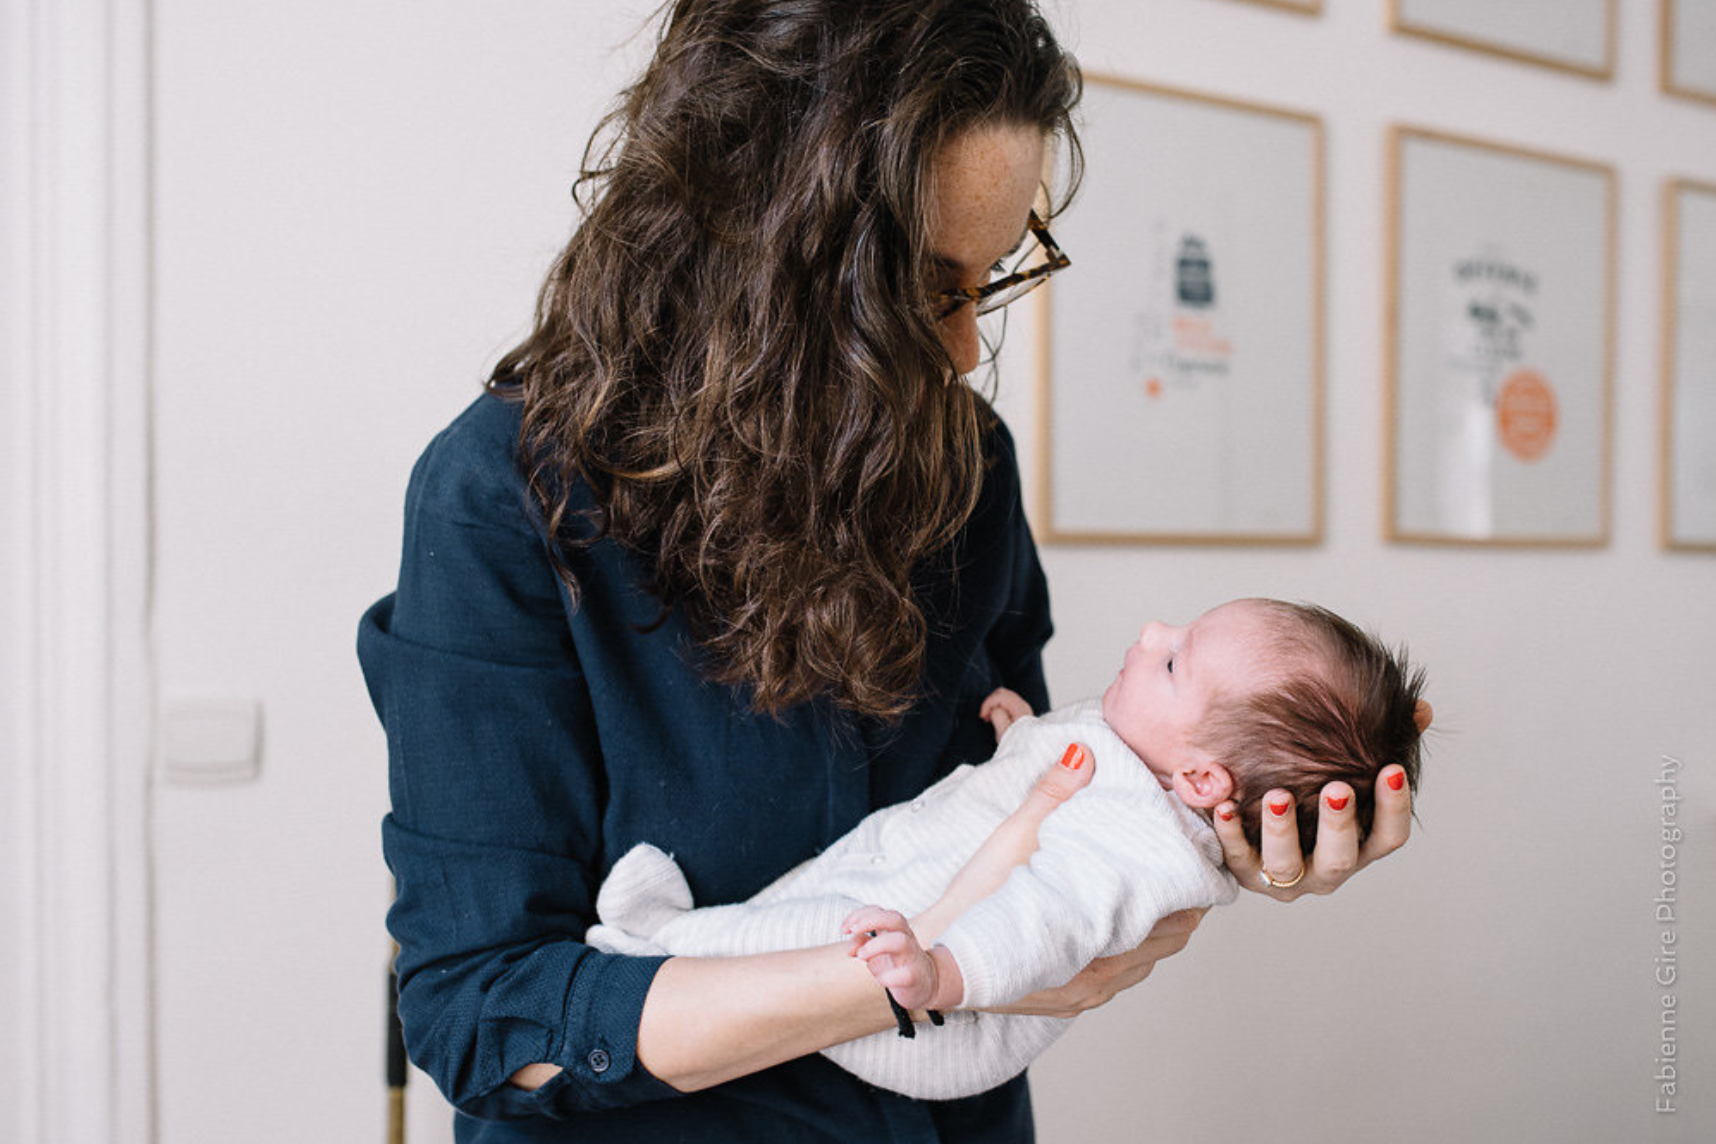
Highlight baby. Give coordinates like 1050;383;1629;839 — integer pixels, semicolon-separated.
587;598;1428;1099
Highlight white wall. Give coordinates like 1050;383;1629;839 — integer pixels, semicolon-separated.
1014;3;1716;1142
138;1;1713;1142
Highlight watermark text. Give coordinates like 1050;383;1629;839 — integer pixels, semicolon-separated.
1653;754;1683;1114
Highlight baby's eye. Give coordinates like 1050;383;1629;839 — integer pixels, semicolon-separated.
1165;656;1175;675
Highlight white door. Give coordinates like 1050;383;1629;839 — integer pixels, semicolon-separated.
150;4;655;1139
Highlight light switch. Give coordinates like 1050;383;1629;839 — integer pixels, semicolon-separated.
158;698;262;784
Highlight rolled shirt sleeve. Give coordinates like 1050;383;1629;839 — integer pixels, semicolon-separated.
358;400;679;1117
365;616;677;1117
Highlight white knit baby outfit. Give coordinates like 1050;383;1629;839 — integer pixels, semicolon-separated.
586;699;1238;1099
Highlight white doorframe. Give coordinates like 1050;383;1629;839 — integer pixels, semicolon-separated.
3;0;156;1140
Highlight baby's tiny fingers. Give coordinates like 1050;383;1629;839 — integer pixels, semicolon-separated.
856;930;914;965
839;905;875;934
841;905;906;937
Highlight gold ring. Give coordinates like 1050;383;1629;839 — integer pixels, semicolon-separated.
1259;866;1305;889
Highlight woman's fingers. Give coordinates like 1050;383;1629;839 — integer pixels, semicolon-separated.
1211;798;1259;880
981;908;1206;1017
1031;742;1092;805
1219;769;1414;901
1307;781;1359;883
1129;907;1202;967
1359;764;1413;864
1257;789;1308;892
1148;906;1204;941
1213;788;1312;900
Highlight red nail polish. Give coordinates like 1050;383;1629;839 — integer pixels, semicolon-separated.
1387;771;1405;792
1268;799;1291;817
1059;743;1085;771
1326;795;1350;811
1217;807;1234;822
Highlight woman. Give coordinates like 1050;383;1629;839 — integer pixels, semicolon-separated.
357;1;1410;1139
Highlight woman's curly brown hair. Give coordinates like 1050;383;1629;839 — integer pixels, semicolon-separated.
488;0;1081;720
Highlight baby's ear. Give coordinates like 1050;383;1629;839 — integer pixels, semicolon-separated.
1172;759;1234;809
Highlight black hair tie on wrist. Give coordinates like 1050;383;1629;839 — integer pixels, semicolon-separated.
885;992;945;1038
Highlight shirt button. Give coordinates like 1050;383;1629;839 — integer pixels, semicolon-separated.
587;1048;611;1074
910;799;926;813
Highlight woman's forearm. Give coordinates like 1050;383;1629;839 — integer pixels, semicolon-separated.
638;944;900;1091
509;744;1104;1095
509;942;898;1094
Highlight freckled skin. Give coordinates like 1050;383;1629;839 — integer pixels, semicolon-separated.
927;125;1045;375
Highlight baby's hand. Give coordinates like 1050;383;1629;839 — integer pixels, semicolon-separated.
841;905;961;1012
979;687;1033;741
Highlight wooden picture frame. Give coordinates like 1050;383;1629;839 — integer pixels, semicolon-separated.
1663;179;1716;551
1662;0;1716;107
1390;0;1616;79
1036;74;1323;545
1385;127;1615;546
1223;0;1321;14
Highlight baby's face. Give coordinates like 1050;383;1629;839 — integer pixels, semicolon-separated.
1100;599;1277;785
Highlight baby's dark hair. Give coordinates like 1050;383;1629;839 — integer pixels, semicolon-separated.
1196;600;1426;853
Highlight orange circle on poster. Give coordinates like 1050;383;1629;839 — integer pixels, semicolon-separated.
1496;369;1557;463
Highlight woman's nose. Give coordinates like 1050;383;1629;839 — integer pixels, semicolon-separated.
940;304;981;377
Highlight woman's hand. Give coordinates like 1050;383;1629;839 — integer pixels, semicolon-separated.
1212;765;1413;902
980;908;1205;1017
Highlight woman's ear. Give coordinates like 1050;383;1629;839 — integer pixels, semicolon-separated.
1171;758;1234;809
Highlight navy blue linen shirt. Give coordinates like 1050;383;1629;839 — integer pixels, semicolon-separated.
358;392;1054;1142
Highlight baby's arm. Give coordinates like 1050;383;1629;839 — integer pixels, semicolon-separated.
979;687;1034;740
841;905;965;1012
935;771;1237;1009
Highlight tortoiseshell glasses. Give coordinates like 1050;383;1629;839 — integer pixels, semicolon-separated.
931;210;1071;319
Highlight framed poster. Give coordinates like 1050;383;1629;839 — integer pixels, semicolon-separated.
1663;180;1716;550
1385;127;1615;546
1036;75;1322;545
1390;0;1616;79
1663;0;1716;106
